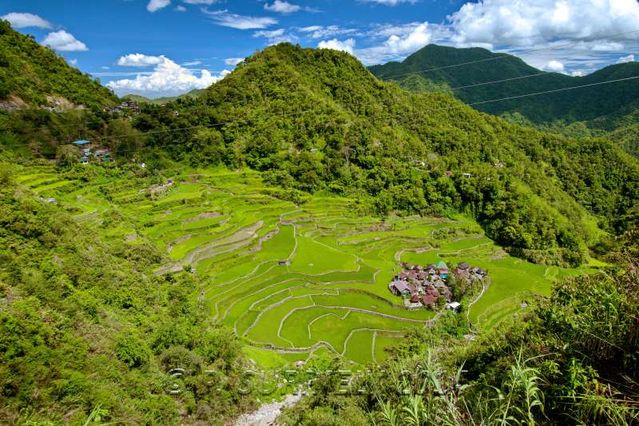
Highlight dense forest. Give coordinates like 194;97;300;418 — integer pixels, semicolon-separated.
370;44;639;124
370;44;639;158
0;19;117;110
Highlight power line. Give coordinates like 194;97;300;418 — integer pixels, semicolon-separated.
376;28;639;81
466;75;639;107
449;72;549;91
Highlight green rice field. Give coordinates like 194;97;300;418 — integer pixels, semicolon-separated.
17;164;588;367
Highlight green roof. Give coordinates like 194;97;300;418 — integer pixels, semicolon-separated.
435;260;448;270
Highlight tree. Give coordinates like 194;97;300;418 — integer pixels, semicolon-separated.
55;144;80;167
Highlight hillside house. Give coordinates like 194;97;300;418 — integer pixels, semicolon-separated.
421;290;439;308
73;140;111;163
446;302;462;312
435;260;449;279
389;280;411;296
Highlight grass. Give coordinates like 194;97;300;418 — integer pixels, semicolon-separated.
15;163;587;368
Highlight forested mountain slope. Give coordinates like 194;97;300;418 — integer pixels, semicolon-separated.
370;44;639;125
133;43;639;266
0;20;117;110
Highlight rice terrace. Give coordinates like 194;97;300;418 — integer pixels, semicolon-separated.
16;164;588;368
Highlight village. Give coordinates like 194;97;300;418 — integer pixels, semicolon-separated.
389;260;487;311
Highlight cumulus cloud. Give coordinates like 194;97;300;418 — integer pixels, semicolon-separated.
147;0;171;12
107;56;229;97
203;9;277;29
117;53;165;67
543;60;565;72
42;30;88;52
1;12;52;29
356;22;432;64
449;0;639;48
264;1;301;14
617;53;635;63
318;38;356;54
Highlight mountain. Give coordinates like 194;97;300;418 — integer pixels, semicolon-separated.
370;44;639;125
133;43;639;266
123;89;204;105
0;20;118;110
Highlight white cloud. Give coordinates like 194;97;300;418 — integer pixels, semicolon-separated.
1;12;52;29
147;0;171;12
356;22;432;64
254;28;285;38
299;25;357;39
68;58;78;66
175;5;187;12
117;53;165;67
203;9;277;29
183;60;202;66
225;57;245;66
543;60;565;72
107;56;229;97
360;0;417;5
42;30;88;52
449;0;639;48
264;1;301;14
253;28;295;44
571;70;586;76
617;53;635;63
318;38;356;54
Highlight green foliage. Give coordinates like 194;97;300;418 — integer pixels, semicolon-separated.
0;176;255;423
0;20;117;110
56;144;80;167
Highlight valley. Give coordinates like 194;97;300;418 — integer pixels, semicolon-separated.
16;163;588;367
2;8;639;423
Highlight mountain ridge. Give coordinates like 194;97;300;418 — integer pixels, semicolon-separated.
370;44;639;124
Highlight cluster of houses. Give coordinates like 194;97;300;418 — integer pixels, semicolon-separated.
107;100;141;115
73;140;111;164
388;261;487;311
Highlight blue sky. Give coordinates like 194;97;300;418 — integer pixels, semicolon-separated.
2;0;639;98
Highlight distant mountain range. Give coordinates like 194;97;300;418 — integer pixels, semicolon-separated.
370;44;639;124
123;89;204;105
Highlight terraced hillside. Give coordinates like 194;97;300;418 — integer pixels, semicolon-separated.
16;164;588;367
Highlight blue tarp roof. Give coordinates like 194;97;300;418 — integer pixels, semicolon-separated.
73;140;91;145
